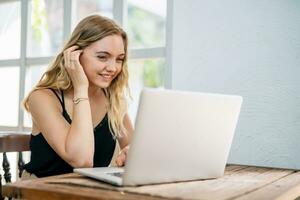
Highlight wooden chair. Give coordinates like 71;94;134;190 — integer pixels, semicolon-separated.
0;132;30;200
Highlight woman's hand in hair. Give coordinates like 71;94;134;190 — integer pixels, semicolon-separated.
115;145;130;167
63;46;89;93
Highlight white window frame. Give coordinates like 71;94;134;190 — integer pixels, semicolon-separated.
0;0;168;132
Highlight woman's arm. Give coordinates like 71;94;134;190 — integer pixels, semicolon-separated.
29;46;94;168
29;89;94;168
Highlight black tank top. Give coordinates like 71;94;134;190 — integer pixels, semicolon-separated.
24;89;116;177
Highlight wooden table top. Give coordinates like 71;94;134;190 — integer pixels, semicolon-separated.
3;165;300;200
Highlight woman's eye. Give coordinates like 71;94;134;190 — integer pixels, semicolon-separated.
98;56;107;61
116;58;124;63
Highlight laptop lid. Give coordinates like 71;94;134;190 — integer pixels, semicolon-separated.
122;88;243;186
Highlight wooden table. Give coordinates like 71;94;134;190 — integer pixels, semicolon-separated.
3;165;300;200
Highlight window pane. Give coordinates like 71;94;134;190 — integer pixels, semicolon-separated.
27;0;63;57
128;58;165;121
0;1;20;59
128;0;166;49
72;0;113;29
24;65;48;127
0;67;20;126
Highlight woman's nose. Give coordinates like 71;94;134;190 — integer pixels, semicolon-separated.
105;59;117;72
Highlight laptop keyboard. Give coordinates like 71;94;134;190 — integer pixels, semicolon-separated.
107;172;123;178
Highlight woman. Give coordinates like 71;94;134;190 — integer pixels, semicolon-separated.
22;14;133;178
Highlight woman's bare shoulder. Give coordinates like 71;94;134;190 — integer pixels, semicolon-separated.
29;88;55;97
28;89;61;111
28;89;63;135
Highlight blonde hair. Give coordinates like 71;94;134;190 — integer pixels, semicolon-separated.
23;14;130;138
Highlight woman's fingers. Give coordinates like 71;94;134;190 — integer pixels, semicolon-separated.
69;50;82;69
62;46;88;89
72;50;83;64
63;46;82;69
67;45;80;51
116;154;125;167
116;157;123;167
115;146;130;167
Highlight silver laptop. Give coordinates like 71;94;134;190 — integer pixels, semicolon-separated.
74;88;243;186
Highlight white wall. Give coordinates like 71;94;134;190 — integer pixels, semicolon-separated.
166;0;300;169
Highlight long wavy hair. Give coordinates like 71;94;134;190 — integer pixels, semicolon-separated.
23;14;130;138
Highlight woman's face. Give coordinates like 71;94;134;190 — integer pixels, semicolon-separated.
79;34;125;88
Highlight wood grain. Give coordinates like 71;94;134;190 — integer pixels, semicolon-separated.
234;171;300;200
3;165;300;200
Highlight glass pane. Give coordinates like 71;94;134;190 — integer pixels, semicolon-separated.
128;0;166;49
72;0;113;29
0;67;20;126
128;58;165;122
27;0;63;57
0;1;20;59
24;65;48;127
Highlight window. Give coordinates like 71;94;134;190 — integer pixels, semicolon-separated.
0;1;21;60
128;0;166;49
24;64;48;127
0;0;166;183
0;67;20;127
128;58;165;119
73;0;113;27
126;0;166;121
0;0;167;128
27;0;63;57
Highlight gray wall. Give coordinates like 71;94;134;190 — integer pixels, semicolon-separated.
166;0;300;169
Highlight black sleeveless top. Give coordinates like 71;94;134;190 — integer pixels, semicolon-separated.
24;89;116;177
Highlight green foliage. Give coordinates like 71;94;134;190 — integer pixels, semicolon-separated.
128;4;165;48
128;4;166;88
32;0;48;43
143;60;164;88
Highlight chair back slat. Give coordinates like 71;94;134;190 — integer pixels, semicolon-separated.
0;133;31;152
0;132;31;199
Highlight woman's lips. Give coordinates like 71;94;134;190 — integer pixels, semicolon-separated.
99;73;113;81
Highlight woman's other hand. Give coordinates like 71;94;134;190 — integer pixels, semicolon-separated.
115;145;130;167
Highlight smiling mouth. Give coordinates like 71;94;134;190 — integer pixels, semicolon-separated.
99;74;113;81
